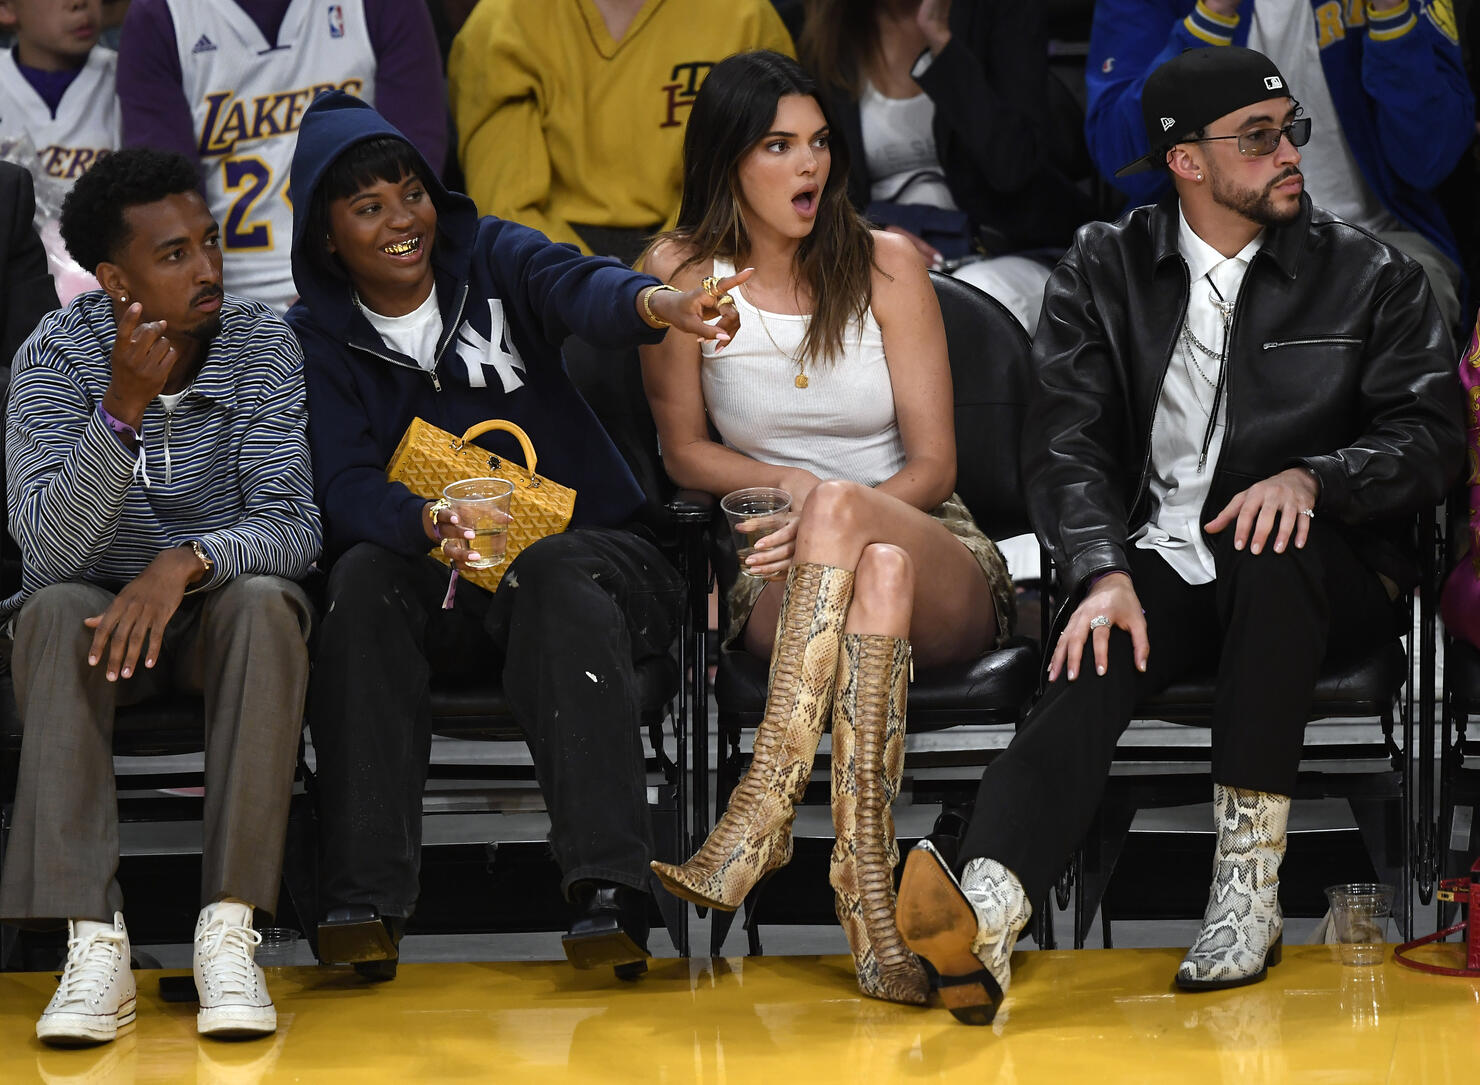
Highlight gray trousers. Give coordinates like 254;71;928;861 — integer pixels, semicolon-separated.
0;575;312;924
1377;229;1462;332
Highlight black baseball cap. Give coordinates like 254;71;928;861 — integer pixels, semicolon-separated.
1116;46;1294;178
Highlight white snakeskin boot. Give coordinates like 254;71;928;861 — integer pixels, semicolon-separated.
896;842;1031;1026
1176;784;1290;990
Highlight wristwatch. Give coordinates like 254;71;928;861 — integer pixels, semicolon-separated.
188;540;214;578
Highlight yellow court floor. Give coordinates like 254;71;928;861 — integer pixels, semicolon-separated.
2;944;1477;1083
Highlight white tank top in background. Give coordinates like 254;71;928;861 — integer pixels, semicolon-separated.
0;47;119;196
858;79;956;208
700;256;906;486
166;0;376;312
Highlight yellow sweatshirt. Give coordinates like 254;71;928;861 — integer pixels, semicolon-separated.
449;0;794;254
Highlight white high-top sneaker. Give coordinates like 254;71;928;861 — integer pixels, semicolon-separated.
36;913;136;1046
1177;784;1291;990
896;839;1032;1026
193;900;276;1038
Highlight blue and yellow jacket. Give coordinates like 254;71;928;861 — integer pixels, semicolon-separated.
1085;0;1472;267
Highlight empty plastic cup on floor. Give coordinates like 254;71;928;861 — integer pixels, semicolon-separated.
255;927;301;967
1325;883;1394;966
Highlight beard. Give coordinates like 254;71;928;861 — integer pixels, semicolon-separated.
1209;165;1303;227
181;285;224;343
182;313;222;343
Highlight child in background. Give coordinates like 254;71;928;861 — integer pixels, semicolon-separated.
0;0;118;300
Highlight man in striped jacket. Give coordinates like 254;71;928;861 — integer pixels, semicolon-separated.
0;148;321;1046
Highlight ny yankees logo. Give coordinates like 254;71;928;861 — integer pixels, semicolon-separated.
456;299;527;392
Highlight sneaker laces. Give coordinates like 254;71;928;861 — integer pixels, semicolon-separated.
56;926;127;1005
198;918;262;995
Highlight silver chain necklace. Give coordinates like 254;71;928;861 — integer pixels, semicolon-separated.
1183;274;1237;473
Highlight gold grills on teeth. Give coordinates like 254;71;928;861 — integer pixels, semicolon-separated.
384;239;417;254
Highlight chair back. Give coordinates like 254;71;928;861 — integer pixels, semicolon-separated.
561;337;672;529
930;271;1035;541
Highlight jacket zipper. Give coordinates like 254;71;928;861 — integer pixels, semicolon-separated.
347;282;471;392
162;407;173;485
1261;336;1362;350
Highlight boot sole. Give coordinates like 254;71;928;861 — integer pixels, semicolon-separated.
317;917;397;965
37;996;137;1046
649;861;746;912
896;844;1004;1026
1175;934;1284;992
561;928;648;972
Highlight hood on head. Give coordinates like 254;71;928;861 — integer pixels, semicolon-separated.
288;90;476;324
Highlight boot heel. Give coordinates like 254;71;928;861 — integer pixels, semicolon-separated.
1265;933;1283;969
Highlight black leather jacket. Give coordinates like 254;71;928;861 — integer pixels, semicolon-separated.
1025;192;1465;600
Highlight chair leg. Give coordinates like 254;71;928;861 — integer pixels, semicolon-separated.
1348;795;1411;937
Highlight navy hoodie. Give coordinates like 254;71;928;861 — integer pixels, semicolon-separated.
286;92;664;561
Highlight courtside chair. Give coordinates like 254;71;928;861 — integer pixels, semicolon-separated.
1062;502;1441;948
705;273;1045;956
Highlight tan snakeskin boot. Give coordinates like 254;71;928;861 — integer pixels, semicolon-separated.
830;634;929;1005
652;563;855;910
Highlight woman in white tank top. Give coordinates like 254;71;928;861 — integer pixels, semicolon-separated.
640;51;1013;1007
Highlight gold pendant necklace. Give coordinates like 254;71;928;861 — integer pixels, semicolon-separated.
750;297;809;388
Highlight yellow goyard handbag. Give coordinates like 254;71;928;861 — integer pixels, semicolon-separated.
386;417;576;591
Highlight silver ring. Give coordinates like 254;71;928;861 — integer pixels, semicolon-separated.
1299;508;1315;519
1089;614;1110;630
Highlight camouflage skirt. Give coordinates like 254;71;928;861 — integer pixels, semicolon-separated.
722;492;1016;651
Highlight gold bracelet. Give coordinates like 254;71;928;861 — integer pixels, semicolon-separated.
641;284;680;328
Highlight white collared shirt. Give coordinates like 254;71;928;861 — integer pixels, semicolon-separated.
1131;206;1264;585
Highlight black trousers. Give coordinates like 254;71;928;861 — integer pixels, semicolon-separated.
308;529;683;918
960;521;1398;903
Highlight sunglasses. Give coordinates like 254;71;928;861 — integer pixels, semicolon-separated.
1183;117;1312;157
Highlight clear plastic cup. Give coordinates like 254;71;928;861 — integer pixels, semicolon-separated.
721;487;792;579
254;927;302;967
1325;883;1394;966
443;477;515;570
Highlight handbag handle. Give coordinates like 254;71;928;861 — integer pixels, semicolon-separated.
454;419;538;476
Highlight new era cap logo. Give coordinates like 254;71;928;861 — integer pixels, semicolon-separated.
192;34;217;53
1264;76;1283;90
1161;117;1176;132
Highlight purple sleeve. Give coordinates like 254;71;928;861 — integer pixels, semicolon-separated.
365;0;447;177
115;0;200;166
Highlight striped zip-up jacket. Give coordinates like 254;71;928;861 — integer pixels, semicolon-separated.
4;291;321;614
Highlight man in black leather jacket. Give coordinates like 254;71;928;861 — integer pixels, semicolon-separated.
896;46;1464;1026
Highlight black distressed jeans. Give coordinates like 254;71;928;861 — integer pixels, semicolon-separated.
960;522;1399;902
308;528;683;918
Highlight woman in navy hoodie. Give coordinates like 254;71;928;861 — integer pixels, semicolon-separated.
285;92;740;982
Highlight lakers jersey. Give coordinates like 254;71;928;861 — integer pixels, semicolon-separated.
167;0;375;311
0;47;119;200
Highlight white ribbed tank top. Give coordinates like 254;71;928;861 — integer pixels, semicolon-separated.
700;257;905;486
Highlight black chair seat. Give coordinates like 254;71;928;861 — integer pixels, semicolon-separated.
428;656;679;741
1137;639;1408;723
715;637;1040;732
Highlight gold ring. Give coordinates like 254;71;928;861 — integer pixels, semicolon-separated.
716;293;734;307
700;275;723;298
